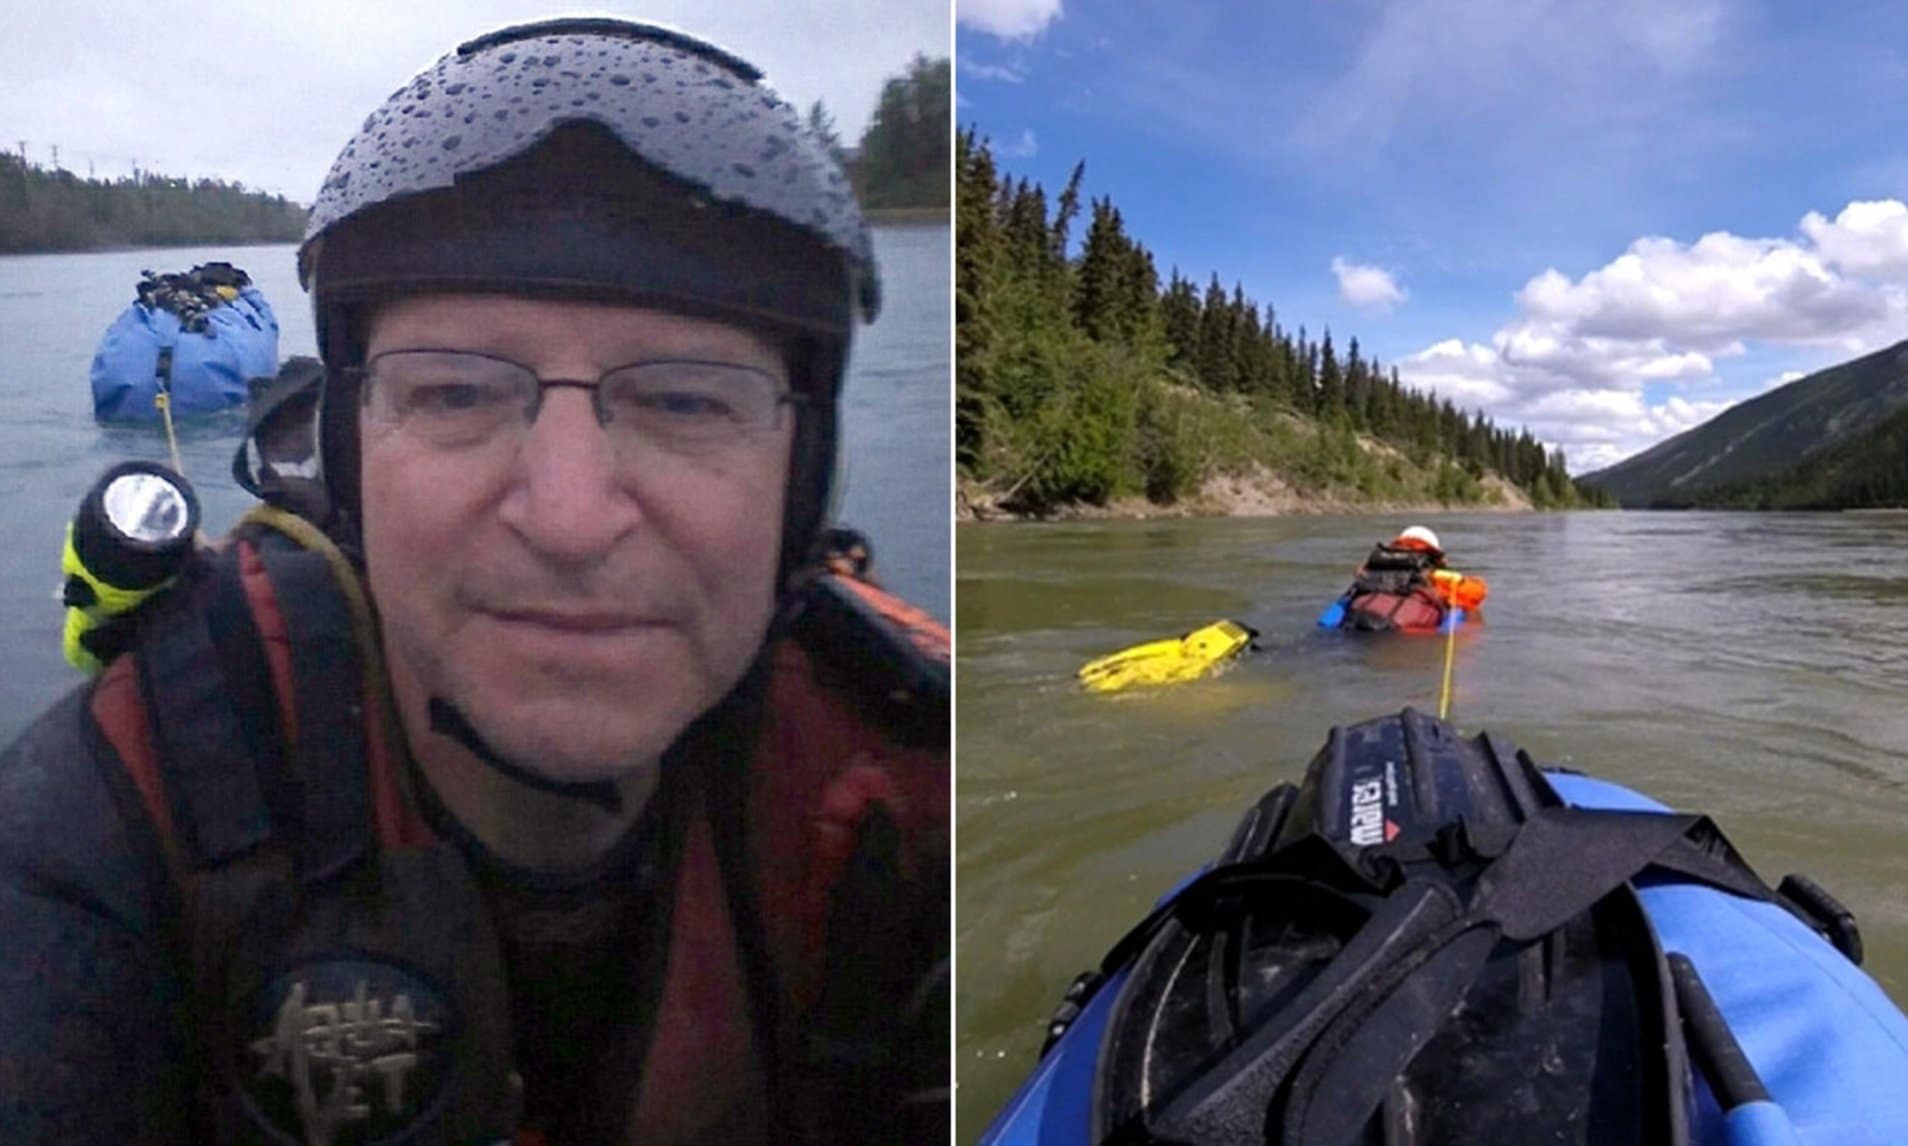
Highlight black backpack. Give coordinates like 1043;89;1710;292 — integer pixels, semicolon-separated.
1045;709;1854;1145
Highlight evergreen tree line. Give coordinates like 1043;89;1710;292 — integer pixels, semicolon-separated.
807;54;951;212
0;156;306;253
957;130;1617;512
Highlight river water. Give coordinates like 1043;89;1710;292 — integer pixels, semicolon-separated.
0;222;948;745
956;510;1908;1138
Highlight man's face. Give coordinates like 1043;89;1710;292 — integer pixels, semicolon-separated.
359;294;792;783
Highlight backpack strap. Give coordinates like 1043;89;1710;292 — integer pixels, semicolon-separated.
1123;807;1776;1144
1278;810;1767;1144
136;555;277;867
126;527;383;879
251;541;373;883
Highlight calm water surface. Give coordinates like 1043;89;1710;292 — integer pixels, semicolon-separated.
956;511;1908;1139
0;223;948;744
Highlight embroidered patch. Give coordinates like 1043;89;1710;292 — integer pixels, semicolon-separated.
241;959;456;1146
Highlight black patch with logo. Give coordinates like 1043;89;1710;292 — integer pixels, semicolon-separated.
1342;751;1407;847
239;958;458;1145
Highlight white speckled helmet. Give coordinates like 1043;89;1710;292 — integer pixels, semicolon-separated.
298;17;879;585
1397;525;1442;553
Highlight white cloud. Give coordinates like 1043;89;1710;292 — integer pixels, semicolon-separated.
1331;257;1408;312
1392;340;1514;407
958;59;1026;83
1403;197;1908;471
1800;200;1908;277
998;129;1039;158
959;0;1062;40
1513;232;1883;347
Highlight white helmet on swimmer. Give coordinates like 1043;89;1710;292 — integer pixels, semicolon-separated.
1396;525;1441;552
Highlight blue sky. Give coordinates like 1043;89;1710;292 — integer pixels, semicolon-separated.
957;0;1908;472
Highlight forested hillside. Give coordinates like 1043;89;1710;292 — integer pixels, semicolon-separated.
957;131;1613;515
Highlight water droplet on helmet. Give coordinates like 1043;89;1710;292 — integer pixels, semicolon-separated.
642;115;660;128
610;73;631;86
733;163;755;178
499;51;517;63
441;135;462;151
675;111;690;124
445;82;466;95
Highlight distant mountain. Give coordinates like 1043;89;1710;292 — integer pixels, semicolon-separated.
1684;399;1908;509
1582;339;1908;506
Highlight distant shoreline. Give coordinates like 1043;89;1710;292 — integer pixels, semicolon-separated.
2;209;948;257
0;236;303;258
957;471;1538;523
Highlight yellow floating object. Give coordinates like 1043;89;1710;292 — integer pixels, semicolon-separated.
1078;619;1257;693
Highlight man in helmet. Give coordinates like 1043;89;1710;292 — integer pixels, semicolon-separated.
0;19;946;1145
1333;525;1489;632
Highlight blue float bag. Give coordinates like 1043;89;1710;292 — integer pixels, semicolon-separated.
90;282;278;423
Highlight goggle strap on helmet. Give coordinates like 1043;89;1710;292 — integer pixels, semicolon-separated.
457;18;762;81
310;124;861;350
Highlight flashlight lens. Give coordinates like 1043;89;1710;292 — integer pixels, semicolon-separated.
102;472;192;545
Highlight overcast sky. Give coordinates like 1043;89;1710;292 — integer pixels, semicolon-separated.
0;0;948;202
961;0;1908;472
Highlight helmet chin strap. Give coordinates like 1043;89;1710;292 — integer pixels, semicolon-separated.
427;696;623;814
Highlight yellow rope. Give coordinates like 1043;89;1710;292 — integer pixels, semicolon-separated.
154;391;184;476
1437;604;1459;720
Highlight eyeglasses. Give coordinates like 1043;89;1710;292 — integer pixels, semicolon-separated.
356;349;802;456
